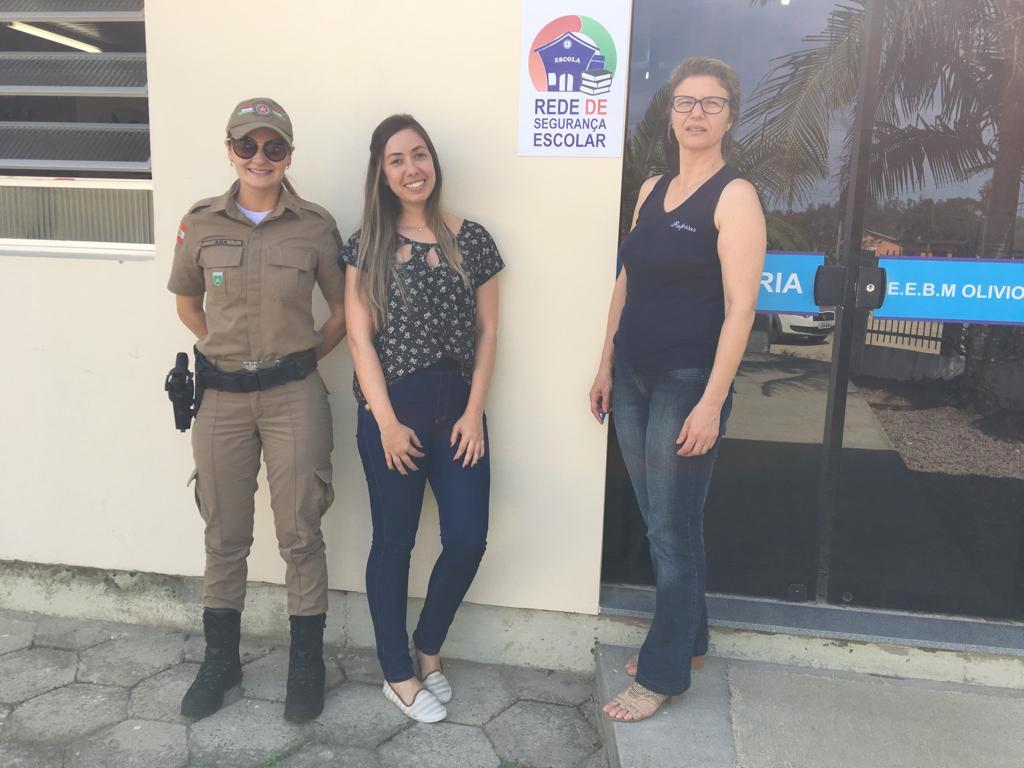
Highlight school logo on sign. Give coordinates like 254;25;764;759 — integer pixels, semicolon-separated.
529;15;616;95
517;2;628;158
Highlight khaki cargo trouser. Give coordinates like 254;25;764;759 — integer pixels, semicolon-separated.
189;371;335;616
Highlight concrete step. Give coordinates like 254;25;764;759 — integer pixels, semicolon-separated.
594;644;736;768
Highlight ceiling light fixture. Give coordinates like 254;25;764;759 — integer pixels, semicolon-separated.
7;22;102;53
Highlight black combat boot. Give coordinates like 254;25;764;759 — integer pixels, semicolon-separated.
283;613;327;722
180;608;242;719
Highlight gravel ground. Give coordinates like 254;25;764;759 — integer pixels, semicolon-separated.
854;376;1024;480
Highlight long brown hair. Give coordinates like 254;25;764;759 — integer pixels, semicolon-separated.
355;114;467;331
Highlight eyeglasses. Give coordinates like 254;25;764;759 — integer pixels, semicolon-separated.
230;137;291;162
671;95;730;115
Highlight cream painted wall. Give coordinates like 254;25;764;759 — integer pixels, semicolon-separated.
0;0;626;615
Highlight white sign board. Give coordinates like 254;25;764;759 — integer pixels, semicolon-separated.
517;0;631;157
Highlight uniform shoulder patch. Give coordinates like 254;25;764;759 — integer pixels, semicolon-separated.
187;196;217;214
297;199;335;224
176;220;187;244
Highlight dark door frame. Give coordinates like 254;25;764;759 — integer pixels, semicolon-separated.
601;0;1024;646
813;0;886;602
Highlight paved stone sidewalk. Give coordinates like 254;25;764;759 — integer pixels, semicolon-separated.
596;643;1024;768
0;608;605;768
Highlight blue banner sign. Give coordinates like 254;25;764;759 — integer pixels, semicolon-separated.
876;257;1024;325
756;252;825;314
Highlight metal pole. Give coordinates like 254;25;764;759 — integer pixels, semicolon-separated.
813;0;885;603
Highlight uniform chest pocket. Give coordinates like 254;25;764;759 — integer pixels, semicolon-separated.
198;243;244;299
268;246;315;300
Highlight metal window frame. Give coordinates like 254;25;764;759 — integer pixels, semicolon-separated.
0;122;151;172
0;2;143;23
601;583;1024;658
0;237;154;260
0;51;148;97
0;175;154;258
0;175;152;189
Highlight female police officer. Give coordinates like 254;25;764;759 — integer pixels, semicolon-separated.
167;98;346;722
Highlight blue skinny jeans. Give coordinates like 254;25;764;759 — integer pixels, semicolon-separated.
356;361;489;683
612;358;732;695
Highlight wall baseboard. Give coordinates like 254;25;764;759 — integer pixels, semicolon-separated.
3;559;1022;687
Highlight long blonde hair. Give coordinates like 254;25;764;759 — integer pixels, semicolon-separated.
355;114;468;331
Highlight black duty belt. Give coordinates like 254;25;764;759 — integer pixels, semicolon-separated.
195;348;317;393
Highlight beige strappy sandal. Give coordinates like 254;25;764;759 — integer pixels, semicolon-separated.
605;682;671;722
625;655;704;677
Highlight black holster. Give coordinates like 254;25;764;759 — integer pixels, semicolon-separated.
164;352;196;432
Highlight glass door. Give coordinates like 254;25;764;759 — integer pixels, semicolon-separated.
602;0;862;600
603;0;1024;624
828;0;1024;619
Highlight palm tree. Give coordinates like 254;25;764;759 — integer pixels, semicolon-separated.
619;85;672;237
743;0;1024;411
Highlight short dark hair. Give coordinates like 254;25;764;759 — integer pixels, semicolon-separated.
664;56;742;161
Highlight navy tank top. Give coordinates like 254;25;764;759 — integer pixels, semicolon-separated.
615;165;742;372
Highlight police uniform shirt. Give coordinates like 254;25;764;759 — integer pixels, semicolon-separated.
167;182;346;365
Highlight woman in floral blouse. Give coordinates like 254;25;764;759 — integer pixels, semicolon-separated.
342;114;503;723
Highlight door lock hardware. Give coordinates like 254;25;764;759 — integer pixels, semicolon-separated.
855;266;886;309
812;264;887;310
813;265;847;308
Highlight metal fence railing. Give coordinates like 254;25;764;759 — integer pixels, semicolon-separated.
865;316;944;354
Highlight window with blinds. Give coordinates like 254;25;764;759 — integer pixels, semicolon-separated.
0;0;153;251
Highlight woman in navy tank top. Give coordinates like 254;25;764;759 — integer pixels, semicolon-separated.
589;57;766;722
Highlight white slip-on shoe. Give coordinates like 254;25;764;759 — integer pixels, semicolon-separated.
421;670;453;704
413;647;453;704
382;682;447;723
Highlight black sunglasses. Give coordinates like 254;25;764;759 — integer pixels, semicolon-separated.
230;137;291;162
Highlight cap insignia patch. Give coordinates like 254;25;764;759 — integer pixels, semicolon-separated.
237;102;285;120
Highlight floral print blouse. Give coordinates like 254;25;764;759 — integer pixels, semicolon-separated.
341;220;504;404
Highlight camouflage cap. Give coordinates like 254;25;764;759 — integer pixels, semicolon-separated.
225;97;293;144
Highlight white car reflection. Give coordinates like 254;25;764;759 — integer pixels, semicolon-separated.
771;311;836;341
